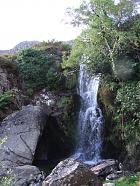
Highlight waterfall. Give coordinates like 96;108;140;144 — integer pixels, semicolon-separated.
74;64;103;165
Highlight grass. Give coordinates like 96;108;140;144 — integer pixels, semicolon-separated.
104;174;140;186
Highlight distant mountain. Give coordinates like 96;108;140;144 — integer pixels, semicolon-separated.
0;41;40;55
0;40;74;55
0;50;9;55
62;40;74;46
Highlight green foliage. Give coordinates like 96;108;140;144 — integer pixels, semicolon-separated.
115;57;137;80
62;37;83;69
33;40;71;52
102;74;140;140
64;0;139;77
0;171;15;186
0;89;27;121
101;75;119;92
116;82;139;112
65;73;77;90
16;48;64;93
105;175;139;186
57;96;72;108
114;81;140;141
56;95;76;143
0;91;13;110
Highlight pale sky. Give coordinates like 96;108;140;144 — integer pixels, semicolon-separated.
0;0;82;49
0;0;139;50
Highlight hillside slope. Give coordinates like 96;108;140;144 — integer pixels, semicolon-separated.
0;41;40;55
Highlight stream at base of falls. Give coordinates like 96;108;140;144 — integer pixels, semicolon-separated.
73;65;103;165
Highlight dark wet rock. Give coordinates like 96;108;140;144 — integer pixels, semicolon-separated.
13;165;41;186
90;159;118;177
32;89;78;163
42;158;101;186
106;169;135;182
106;172;122;180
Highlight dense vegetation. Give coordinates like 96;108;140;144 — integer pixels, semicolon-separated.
0;41;74;120
63;0;140;169
105;174;140;186
16;42;72;94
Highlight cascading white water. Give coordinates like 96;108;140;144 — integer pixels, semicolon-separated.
74;64;103;165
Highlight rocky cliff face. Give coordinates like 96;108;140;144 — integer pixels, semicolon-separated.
0;57;25;120
0;42;80;185
32;88;79;164
0;57;20;93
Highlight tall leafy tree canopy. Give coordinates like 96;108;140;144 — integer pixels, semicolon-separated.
63;0;139;77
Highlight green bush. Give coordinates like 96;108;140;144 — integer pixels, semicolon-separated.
115;57;137;81
0;91;13;110
16;48;64;93
65;73;77;90
105;175;139;186
57;96;72;108
114;81;140;141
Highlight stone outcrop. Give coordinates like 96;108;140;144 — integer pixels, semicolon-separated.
0;57;24;120
0;57;20;93
42;158;101;186
0;66;11;93
103;183;115;186
0;165;44;186
13;165;44;186
0;105;47;167
32;89;78;162
91;159;118;178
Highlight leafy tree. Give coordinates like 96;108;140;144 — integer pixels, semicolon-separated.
64;0;138;75
0;91;13;110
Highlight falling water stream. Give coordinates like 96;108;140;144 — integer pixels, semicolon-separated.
74;65;103;165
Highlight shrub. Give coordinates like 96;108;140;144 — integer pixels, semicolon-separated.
0;91;13;110
105;175;140;186
16;48;64;93
57;96;73;108
114;81;140;141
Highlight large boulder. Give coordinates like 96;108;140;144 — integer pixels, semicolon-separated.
42;158;101;186
13;165;43;186
0;165;43;186
0;105;47;167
